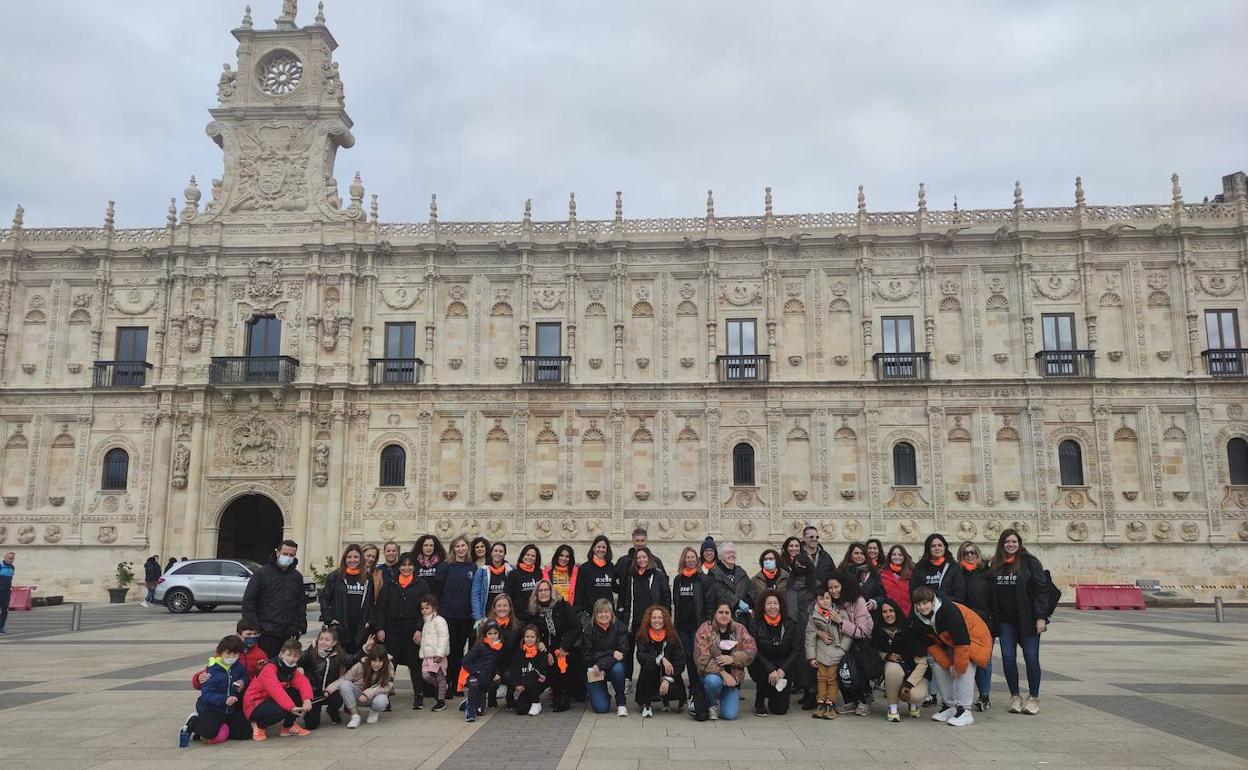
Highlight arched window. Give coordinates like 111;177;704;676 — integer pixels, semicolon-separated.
892;441;917;486
380;444;406;487
1229;438;1248;485
732;442;755;486
1058;440;1084;486
102;448;129;490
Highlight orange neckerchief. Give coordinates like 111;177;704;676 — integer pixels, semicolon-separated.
930;556;946;567
518;562;536;573
489;564;507;576
551;565;569;576
702;559;716;571
648;628;667;642
1004;555;1016;564
485;637;503;651
870;558;880;568
344;567;361;576
397;574;414;588
889;563;903;573
496;615;511;628
592;557;607;568
961;560;978;572
763;612;782;626
761;568;777;580
815;606;832;621
595;620;611;632
681;566;697;577
521;643;539;659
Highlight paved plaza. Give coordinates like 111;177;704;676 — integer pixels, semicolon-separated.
0;603;1245;769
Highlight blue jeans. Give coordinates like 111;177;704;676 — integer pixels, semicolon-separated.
145;585;156;604
974;637;994;699
0;589;8;631
701;674;740;720
587;661;627;713
998;622;1041;698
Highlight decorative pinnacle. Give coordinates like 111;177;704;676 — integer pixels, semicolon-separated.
614;191;623;225
857;185;866;214
764;187;773;219
1074;176;1085;206
917;182;927;212
568;192;577;222
315;1;325;24
167;197;177;228
523;198;532;227
952;194;959;212
184;175;201;209
104;200;115;230
1171;173;1183;205
349;171;364;207
429;193;438;224
241;5;253;29
370;194;378;223
12;204;23;229
1013;180;1023;208
706;190;715;220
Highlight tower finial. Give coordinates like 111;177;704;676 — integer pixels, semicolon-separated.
370;194;378;223
1074;176;1085;207
12;204;24;230
104;200;115;232
167;197;177;229
614;191;623;226
952;194;959;212
523;198;532;227
241;5;253;29
276;0;297;28
349;171;364;208
917;182;927;214
183;175;201;219
429;193;438;224
1013;180;1023;208
568;192;577;224
857;185;866;215
706;189;715;220
764;186;773;219
1171;173;1183;206
314;1;325;24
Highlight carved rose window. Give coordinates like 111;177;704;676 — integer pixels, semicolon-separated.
258;51;303;95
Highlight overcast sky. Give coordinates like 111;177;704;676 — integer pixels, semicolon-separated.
2;1;1245;228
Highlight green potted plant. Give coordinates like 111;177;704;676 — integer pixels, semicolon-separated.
109;560;135;603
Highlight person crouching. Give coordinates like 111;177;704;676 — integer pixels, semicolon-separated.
338;644;394;727
242;639;313;740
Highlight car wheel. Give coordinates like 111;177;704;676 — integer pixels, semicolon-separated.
165;588;193;614
195;604;218;612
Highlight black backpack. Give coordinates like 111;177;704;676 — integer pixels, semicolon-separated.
837;638;883;701
1041;569;1062;618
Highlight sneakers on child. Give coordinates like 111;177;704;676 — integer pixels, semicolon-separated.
854;702;870;717
432;700;447;712
250;722;267;741
909;705;922;719
466;711;476;723
835;702;855;715
708;705;718;721
641;705;653;718
280;724;310;737
1023;696;1039;715
887;708;901;723
366;710;380;724
947;709;975;727
1008;695;1024;713
975;696;990;712
932;705;957;722
413;697;424;710
528;703;543;716
616;705;628;717
347;713;361;729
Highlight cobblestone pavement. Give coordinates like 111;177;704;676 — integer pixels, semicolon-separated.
0;603;1245;768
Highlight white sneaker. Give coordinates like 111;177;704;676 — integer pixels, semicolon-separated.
1023;696;1039;715
616;705;628;717
347;713;361;729
641;706;653;718
708;705;719;721
366;710;380;724
686;698;696;714
947;709;975;727
932;706;957;722
496;685;508;698
528;703;542;716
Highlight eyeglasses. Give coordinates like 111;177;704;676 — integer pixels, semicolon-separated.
964;551;979;557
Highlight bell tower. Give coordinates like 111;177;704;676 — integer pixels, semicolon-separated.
189;1;364;224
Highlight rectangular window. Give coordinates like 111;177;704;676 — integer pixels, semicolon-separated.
247;316;282;357
1205;309;1240;349
534;323;563;382
725;319;757;356
113;327;149;386
382;322;418;383
1041;314;1076;351
881;316;914;354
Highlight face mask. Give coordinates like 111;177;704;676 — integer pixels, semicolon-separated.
221;655;239;667
279;657;295;668
318;646;333;657
242;636;257;647
763;559;776;571
277;554;295;568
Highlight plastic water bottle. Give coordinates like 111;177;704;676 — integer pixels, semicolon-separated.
179;724;190;748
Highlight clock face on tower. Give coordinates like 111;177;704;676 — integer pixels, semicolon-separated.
257;50;303;95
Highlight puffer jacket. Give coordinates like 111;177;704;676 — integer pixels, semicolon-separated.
692;620;757;681
580;618;630;672
880;566;913;616
418;613;450;659
913;597;992;676
805;607;852;666
241;556;308;639
298;645;362;697
750;568;791;604
835;596;874;640
242;660;312;719
196;656;248;715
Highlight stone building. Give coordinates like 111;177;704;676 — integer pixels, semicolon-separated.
1;4;1246;600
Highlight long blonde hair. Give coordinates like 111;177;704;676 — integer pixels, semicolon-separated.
446;535;471;564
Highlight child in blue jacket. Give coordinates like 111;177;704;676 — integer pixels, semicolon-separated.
183;635;251;744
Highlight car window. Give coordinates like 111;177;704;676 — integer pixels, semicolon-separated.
239;559;262;573
224;562;252;578
172;562;222;576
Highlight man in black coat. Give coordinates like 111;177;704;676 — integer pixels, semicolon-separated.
614;527;666;580
801;526;836;587
242;539;308;658
141;555;162;607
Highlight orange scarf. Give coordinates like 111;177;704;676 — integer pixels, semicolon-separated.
485;637;503;651
930;556;946;567
889;563;903;573
681;566;697;578
592;557;607;568
961;560;978;572
870;558;879;568
496;615;511;628
761;568;777;580
521;643;539;659
518;562;536;573
763;612;782;627
702;560;716;571
815;606;832;621
489;564;507;576
344;567;361;576
397;574;414;588
1004;555;1016;564
648;628;667;642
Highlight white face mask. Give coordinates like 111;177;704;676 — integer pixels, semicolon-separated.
221;654;239;667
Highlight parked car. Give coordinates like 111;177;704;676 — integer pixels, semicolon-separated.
155;558;317;614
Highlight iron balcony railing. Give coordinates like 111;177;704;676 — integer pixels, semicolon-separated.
368;357;425;385
1034;349;1096;378
872;352;931;381
521;355;572;384
91;360;152;388
716;354;770;383
1201;348;1248;377
209;356;299;385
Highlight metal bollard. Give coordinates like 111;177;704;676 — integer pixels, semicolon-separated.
1214;596;1224;623
70;602;83;632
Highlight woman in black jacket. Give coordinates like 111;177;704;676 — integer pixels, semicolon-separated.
672;546;710;710
779;536;816;707
910;532;966;603
528;579;582;711
575;535;616;621
872;597;929;721
617;547;671;680
372;554;431;709
749;590;801;716
413;534;446;595
987;528;1050;715
839;541;886;613
581;598;630;715
634;605;687;717
318;544;375;653
505;543;543;621
958;541;994;711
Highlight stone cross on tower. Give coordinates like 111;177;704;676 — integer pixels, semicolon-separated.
194;2;363;224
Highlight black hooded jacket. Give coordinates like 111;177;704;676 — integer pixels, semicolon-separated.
241;555;308;638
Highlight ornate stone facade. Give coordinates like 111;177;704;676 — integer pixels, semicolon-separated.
1;5;1246;599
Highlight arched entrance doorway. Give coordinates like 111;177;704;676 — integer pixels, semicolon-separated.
216;494;284;563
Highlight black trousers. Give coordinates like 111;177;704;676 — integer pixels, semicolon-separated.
250;698;297;728
304;691;343;729
748;663;792;714
188;709;250;740
513;680;548;714
446;617;474;695
635;660;687;708
258;633;292;659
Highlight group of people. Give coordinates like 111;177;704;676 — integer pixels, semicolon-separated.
182;525;1054;743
